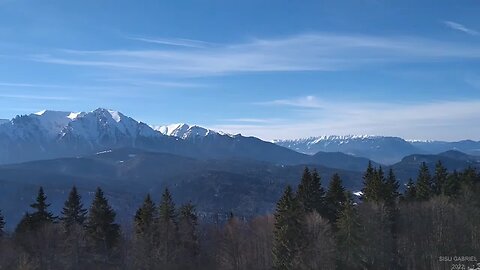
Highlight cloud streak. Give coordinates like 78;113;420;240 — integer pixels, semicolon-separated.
444;21;479;36
257;95;324;109
211;96;480;141
128;37;214;48
0;82;65;88
0;94;73;100
31;33;480;77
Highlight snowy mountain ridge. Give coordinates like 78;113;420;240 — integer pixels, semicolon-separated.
273;135;388;145
1;108;480;165
275;135;480;164
155;123;234;140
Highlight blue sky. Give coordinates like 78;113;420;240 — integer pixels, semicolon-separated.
1;0;480;141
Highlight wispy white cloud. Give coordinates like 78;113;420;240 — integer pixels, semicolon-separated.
257;95;324;109
128;37;214;48
95;78;207;88
0;81;122;91
221;118;282;124
31;33;480;77
0;94;73;100
0;82;64;88
211;96;480;141
444;21;479;36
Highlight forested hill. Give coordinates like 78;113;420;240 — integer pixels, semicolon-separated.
0;163;478;269
0;147;478;231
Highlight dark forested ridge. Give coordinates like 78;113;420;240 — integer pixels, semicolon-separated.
0;162;479;270
0;148;479;231
0;148;365;230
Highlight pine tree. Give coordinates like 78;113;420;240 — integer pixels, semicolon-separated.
157;188;178;267
178;202;200;265
364;161;375;182
296;167;326;216
460;166;478;188
134;194;157;235
384;168;400;207
325;173;347;225
416;162;433;201
31;186;56;221
61;186;87;231
361;161;375;201
444;170;461;197
85;187;120;252
159;188;176;223
336;196;364;269
403;178;417;202
433;160;448;195
362;164;386;203
272;185;305;270
16;186;55;233
132;194;159;269
0;210;5;237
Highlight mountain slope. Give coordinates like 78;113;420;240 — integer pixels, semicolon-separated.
275;135;419;164
410;140;480;157
311;151;378;172
156;123;218;139
0;148;363;230
0;109;191;164
390;150;480;185
2;147;476;229
0;110;380;171
275;136;480;164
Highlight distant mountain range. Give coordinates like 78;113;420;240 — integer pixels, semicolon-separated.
0;108;479;230
0;110;373;171
274;136;480;164
1;108;478;167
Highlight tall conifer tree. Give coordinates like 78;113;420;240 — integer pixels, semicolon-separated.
325;173;347;225
336;196;363;269
416;162;433;201
363;166;386;203
272;185;305;270
178;202;200;263
0;210;5;237
85;187;120;252
297;167;326;216
384;168;400;207
157;188;178;267
444;170;461;197
134;194;157;235
433;160;448;195
61;186;87;231
16;187;55;233
403;178;417;202
159;188;176;223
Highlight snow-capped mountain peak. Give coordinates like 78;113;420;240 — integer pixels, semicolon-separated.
107;109;121;122
33;109;48;116
274;135;382;144
274;135;417;164
156;123;188;136
67;112;84;120
155;123;217;139
60;108;149;141
30;110;76;136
